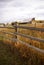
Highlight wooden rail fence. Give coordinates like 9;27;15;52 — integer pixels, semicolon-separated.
0;25;44;54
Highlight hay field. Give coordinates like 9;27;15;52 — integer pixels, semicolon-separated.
0;27;16;44
17;23;44;49
0;23;44;65
16;23;44;63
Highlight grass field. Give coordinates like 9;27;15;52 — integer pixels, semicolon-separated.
17;23;44;49
0;41;22;65
0;23;44;65
0;40;44;65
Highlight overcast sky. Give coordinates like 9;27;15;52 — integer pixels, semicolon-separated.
0;0;44;23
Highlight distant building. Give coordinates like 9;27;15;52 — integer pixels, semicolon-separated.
0;23;5;27
11;22;17;26
18;22;29;25
31;18;44;23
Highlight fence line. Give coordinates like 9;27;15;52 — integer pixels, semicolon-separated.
1;31;44;43
0;26;44;54
0;26;44;32
0;26;15;29
0;35;44;54
14;25;44;32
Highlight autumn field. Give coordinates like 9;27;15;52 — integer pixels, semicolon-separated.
17;23;44;50
0;23;44;65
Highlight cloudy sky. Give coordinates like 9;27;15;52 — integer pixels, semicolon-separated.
0;0;44;23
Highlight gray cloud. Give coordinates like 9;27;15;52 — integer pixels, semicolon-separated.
11;2;24;7
36;13;44;16
0;0;44;23
7;0;31;7
0;2;7;8
0;0;13;8
35;6;44;10
0;0;12;2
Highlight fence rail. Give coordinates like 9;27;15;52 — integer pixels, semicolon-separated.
0;26;44;54
14;25;44;32
0;26;44;32
1;31;44;43
0;26;15;29
0;35;44;54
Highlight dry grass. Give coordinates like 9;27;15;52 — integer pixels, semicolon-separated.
0;23;44;65
0;27;16;44
16;23;44;62
0;40;44;65
17;23;44;49
0;41;23;65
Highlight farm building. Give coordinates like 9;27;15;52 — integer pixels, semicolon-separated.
0;23;5;27
31;18;44;24
11;20;32;26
